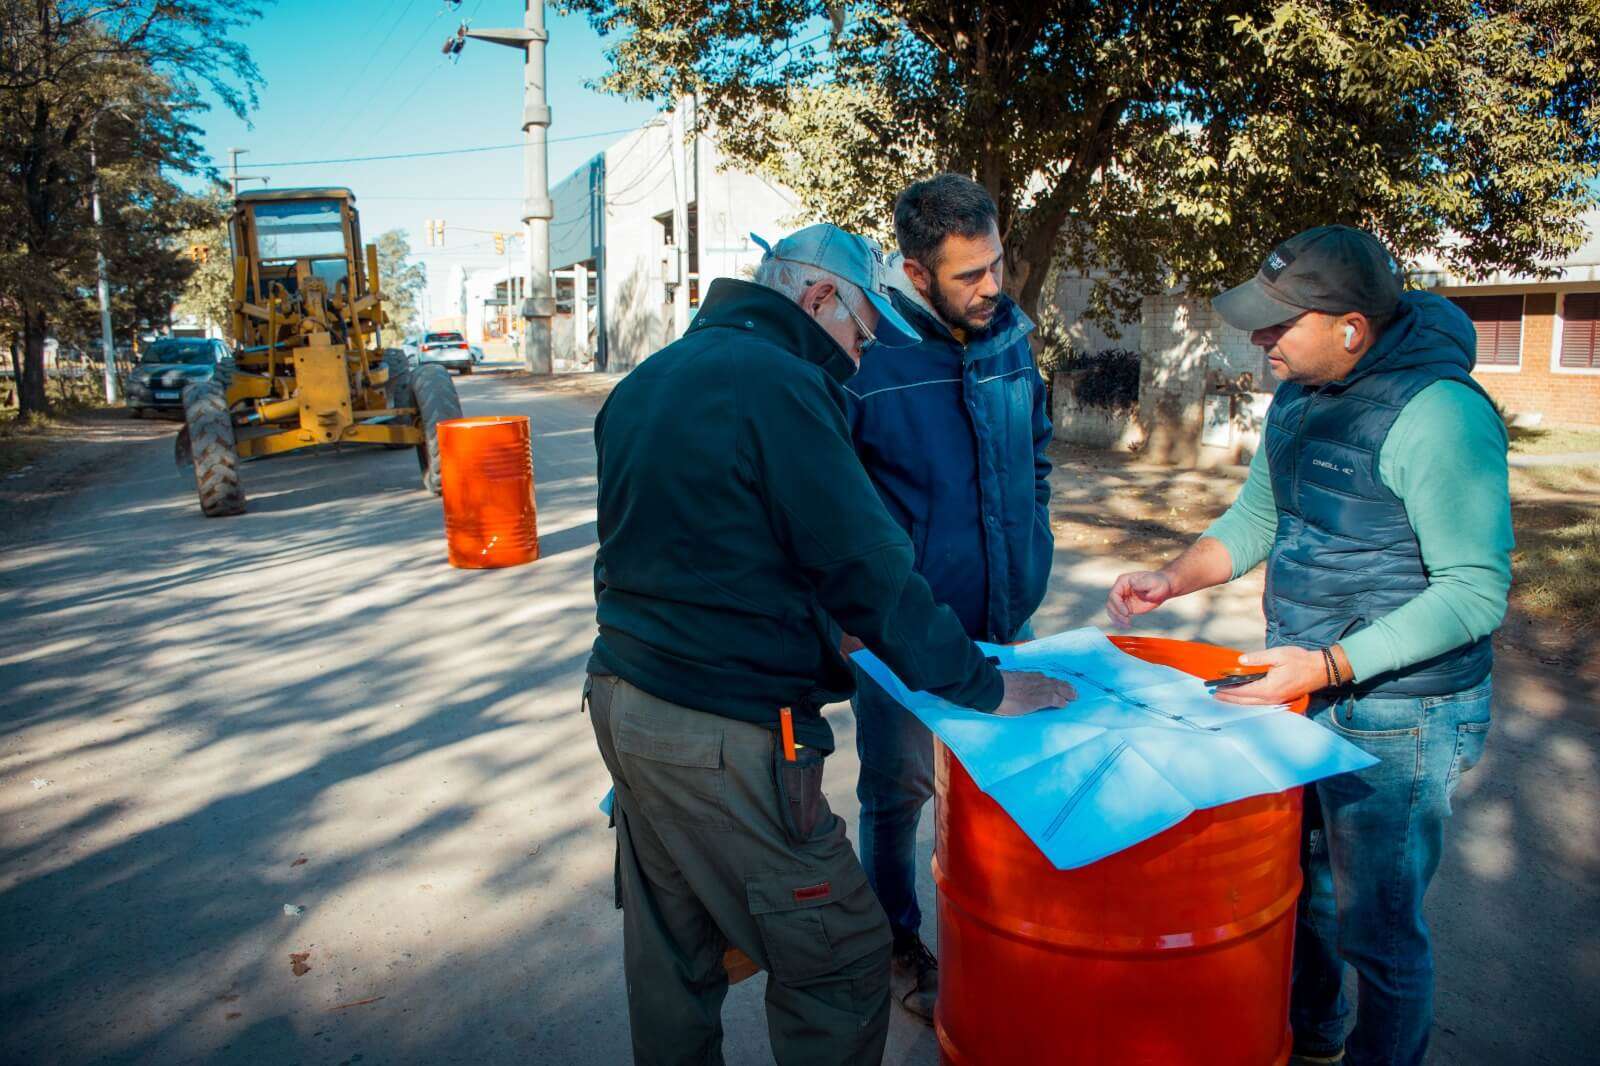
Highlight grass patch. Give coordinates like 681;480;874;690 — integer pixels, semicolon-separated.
1510;463;1600;497
0;411;62;478
1507;425;1600;456
1510;499;1600;636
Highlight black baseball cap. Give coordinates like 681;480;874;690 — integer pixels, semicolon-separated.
1214;225;1404;331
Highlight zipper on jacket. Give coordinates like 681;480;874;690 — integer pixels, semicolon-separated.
1289;386;1325;515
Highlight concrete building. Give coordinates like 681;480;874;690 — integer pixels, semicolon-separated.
1052;212;1600;466
547;98;801;370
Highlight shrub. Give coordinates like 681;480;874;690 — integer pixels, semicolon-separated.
1061;348;1142;412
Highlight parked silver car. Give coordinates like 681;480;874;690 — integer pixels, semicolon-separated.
123;337;232;417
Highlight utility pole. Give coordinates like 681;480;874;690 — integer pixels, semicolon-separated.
669;95;691;341
89;115;119;404
456;2;555;374
226;148;267;198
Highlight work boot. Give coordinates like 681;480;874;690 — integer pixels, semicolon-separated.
890;935;938;1023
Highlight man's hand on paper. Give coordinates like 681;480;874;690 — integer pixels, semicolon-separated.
1105;570;1176;627
838;632;865;657
994;671;1078;717
1209;646;1327;706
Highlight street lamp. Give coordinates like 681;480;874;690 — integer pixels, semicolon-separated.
447;2;555;375
88;107;127;404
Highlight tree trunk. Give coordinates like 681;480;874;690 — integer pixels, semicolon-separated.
18;303;50;415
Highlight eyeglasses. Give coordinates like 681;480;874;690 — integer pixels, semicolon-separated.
838;292;877;355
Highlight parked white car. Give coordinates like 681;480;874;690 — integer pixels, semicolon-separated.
416;331;473;375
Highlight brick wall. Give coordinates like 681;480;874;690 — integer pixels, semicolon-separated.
1137;294;1274;465
1458;290;1600;428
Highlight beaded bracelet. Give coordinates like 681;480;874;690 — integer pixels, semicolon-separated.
1321;646;1344;689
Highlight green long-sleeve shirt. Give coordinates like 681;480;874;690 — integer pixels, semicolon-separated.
1203;380;1513;683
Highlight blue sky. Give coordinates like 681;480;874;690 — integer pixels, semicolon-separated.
193;0;662;308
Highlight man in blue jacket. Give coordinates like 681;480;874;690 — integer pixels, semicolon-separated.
844;174;1056;1020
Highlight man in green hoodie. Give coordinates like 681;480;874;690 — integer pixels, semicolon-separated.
587;223;1075;1065
1107;226;1512;1066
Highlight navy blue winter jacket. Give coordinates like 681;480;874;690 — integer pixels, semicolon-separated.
844;275;1054;642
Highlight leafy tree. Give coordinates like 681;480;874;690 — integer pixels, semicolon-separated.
376;229;427;341
172;188;236;341
0;1;263;413
566;1;1600;327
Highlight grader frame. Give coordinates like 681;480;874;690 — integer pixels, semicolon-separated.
178;187;460;517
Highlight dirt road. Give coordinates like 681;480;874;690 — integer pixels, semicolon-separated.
1;372;1594;1064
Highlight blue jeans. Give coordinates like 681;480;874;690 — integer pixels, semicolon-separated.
851;666;937;944
1290;679;1493;1065
851;622;1033;943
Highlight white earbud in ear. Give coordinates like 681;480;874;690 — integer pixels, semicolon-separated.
1344;324;1356;350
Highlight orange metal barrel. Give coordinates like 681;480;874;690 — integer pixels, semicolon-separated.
437;415;540;569
934;636;1309;1066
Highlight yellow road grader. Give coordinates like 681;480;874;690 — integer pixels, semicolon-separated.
177;187;461;517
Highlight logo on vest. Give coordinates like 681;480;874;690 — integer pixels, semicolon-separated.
1312;458;1354;476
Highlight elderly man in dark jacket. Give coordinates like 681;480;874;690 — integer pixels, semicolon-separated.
587;222;1075;1066
843;174;1056;1020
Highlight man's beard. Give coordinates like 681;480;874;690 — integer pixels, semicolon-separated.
928;278;999;334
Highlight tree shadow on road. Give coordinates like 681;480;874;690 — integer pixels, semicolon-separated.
0;396;1595;1064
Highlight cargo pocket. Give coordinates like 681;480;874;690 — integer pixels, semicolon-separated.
616;713;732;831
773;745;828;844
746;861;890;986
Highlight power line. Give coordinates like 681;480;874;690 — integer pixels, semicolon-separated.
248;128;637;169
367;57;448;142
362;195;522;201
326;0;456;145
315;0;423;137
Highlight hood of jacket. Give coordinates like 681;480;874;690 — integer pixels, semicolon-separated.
882;251;1034;358
1340;290;1477;387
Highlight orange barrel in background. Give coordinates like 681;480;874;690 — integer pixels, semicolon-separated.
437;415;540;569
934;636;1309;1066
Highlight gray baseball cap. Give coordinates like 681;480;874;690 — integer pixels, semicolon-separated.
1214;225;1405;331
751;224;921;347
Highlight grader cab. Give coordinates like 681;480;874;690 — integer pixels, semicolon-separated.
177;187;461;517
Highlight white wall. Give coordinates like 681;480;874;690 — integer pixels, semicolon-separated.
1049;274;1141;353
599;116;799;370
1048;274;1274;465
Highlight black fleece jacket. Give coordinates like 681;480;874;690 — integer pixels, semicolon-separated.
588;278;1004;751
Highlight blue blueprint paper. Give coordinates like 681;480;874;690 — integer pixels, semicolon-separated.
852;627;1378;869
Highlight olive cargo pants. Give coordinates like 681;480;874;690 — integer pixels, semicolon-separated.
586;673;892;1066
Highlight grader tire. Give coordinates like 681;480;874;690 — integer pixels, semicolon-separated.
412;363;462;495
182;380;245;517
383;349;415;450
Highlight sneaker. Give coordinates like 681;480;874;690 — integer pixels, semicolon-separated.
890;935;938;1023
1288;1046;1345;1065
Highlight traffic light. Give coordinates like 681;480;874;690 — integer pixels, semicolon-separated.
425;219;446;247
494;232;506;255
187;244;210;263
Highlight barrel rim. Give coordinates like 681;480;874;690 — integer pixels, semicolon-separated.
437;415;531;431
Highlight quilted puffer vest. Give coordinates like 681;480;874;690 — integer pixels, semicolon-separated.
1262;293;1495;697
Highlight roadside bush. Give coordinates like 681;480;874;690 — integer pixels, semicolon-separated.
1061;348;1142;412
